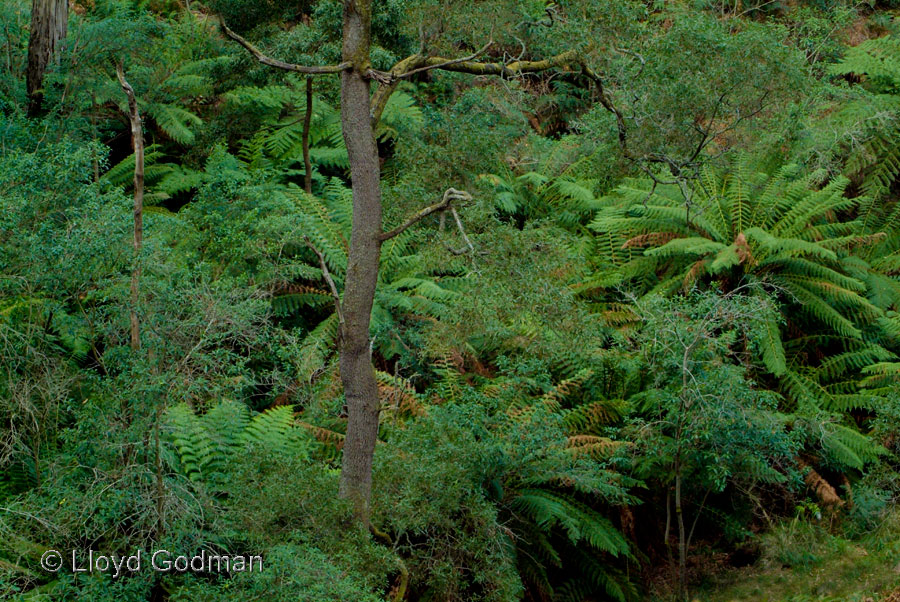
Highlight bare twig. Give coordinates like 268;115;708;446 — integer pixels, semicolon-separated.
614;47;646;79
449;207;475;254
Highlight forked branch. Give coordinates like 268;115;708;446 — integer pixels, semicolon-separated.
220;19;351;74
378;188;472;242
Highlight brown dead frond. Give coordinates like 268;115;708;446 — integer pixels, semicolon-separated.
566;434;622;458
298;421;345;450
799;460;844;507
622;232;681;249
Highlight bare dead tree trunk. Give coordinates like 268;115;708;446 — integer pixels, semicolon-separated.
26;0;67;117
336;0;383;521
303;76;313;194
116;64;144;352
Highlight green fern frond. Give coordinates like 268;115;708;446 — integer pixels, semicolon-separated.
143;102;202;145
820;422;885;470
512;489;630;557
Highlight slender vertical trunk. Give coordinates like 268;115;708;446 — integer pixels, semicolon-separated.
116;65;144;351
675;468;686;600
303;76;313;194
675;342;695;600
26;0;67;117
337;0;382;521
129;119;143;352
91;94;100;182
154;403;165;536
664;490;672;564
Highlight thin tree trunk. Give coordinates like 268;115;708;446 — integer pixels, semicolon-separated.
26;0;67;117
675;341;697;600
303;76;313;194
91;93;100;182
664;490;672;564
336;0;382;522
675;468;686;600
116;64;144;352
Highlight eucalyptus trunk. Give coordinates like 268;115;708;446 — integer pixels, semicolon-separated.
336;0;382;520
26;0;67;116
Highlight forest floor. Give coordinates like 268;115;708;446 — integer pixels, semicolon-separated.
654;511;900;602
690;514;900;601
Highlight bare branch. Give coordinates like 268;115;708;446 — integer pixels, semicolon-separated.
370;47;579;89
370;47;581;126
614;47;646;78
416;48;580;77
378;188;472;242
577;63;632;159
449;207;475;255
304;236;344;331
395;41;494;81
219;19;351;75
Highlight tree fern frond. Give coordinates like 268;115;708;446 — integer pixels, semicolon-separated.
143;102;202;145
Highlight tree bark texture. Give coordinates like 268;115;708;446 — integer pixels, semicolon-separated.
26;0;67;116
336;0;382;521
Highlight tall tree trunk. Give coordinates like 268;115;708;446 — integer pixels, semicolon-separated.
26;0;67;117
337;0;382;521
116;64;144;352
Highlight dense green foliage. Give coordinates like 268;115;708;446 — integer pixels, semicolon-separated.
2;1;900;601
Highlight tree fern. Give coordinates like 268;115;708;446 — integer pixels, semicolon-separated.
104;144;203;203
513;489;630;556
829;35;900;198
586;155;896;389
166;403;217;482
224;78;423;188
479;169;601;228
143;102;202;145
242;405;310;457
165;401;312;484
